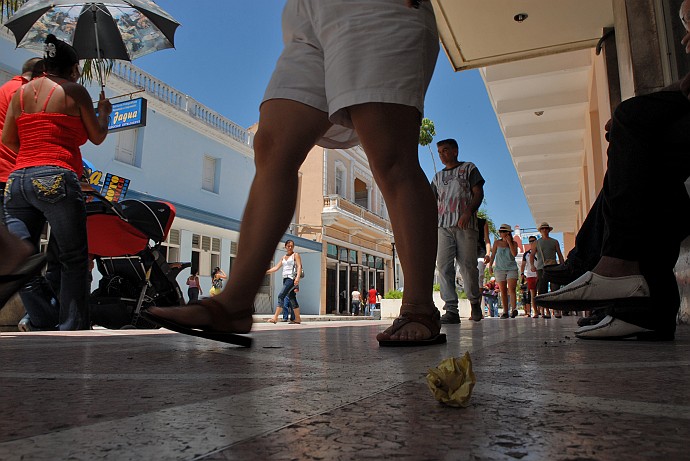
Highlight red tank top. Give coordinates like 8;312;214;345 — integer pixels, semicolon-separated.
13;81;88;176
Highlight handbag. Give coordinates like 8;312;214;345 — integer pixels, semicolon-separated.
292;264;305;279
291;254;305;278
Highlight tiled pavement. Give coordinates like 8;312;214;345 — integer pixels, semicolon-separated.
1;317;688;460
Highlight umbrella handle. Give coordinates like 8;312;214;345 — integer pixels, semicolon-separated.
91;4;105;91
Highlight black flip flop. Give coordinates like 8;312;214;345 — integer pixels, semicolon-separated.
141;307;252;348
0;254;46;309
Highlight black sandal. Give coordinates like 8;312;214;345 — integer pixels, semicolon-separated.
378;305;446;347
142;299;253;347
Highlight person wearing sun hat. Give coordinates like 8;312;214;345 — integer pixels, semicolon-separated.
487;224;520;318
530;222;564;319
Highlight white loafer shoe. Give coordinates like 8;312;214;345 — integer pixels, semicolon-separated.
535;271;650;308
575;315;651;339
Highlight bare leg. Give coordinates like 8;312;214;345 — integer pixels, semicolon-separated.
507;278;517;312
498;281;509;315
529;289;537;316
349;103;438;342
148;100;332;332
268;306;282;323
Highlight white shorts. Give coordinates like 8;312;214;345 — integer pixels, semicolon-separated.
262;0;439;148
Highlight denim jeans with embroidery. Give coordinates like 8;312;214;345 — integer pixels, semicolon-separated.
4;166;89;330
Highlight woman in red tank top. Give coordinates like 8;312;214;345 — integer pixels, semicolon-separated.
1;34;112;331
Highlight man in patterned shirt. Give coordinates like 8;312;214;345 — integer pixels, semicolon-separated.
432;138;485;324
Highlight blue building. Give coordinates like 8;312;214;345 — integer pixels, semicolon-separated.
0;30;322;315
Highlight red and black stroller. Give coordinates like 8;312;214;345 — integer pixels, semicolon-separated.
86;193;189;329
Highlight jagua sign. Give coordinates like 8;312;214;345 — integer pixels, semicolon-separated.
108;98;147;132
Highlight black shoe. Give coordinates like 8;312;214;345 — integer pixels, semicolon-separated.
440;312;461;324
543;260;587;286
577;309;606;327
500;313;509;319
470;303;483;322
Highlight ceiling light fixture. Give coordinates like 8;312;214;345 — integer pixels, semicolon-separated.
514;13;528;23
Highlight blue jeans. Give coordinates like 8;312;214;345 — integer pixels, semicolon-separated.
4;166;89;330
277;277;297;319
437;227;481;315
485;296;498;317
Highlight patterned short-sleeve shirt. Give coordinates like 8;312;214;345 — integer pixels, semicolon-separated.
431;162;485;230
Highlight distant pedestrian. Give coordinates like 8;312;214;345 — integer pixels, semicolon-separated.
488;224;519;319
209;267;227;297
520;236;538;317
482;277;499;318
433;138;485;324
186;269;202;302
351;288;362;316
531;222;564;319
367;286;379;316
267;240;302;324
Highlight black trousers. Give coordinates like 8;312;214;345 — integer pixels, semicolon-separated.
566;90;690;331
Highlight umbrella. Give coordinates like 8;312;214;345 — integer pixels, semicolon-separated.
4;0;179;86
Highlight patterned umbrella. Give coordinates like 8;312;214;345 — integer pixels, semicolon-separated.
4;0;180;61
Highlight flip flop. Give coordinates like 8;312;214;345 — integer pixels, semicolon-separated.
0;254;46;310
141;299;252;348
378;309;447;347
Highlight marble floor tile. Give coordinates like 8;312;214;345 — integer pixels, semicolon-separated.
0;317;687;460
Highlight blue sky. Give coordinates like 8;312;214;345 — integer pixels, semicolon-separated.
134;0;539;235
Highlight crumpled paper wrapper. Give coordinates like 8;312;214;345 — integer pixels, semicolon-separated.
426;352;476;407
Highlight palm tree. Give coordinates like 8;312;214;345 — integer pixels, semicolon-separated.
1;0;110;83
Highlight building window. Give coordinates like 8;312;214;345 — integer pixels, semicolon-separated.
229;241;238;274
203;156;219;193
191;233;221;276
115;128;139;166
349;249;358;264
335;164;345;196
379;193;388;219
327;243;338;259
339;247;349;262
161;228;181;263
354;178;368;209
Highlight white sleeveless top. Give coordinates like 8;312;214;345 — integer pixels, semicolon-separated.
282;254;296;279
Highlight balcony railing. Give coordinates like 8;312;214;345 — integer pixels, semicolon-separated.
323;194;392;233
111;61;253;148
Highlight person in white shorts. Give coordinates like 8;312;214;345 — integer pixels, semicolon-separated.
146;0;445;347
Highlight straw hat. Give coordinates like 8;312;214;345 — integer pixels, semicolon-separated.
538;222;553;231
498;223;512;233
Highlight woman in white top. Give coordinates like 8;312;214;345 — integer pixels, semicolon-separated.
351;288;362;316
267;240;302;324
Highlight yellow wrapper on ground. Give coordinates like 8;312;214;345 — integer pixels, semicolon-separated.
426;352;476;407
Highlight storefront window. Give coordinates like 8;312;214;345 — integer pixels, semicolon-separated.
375;257;384;270
367;254;375;268
339;247;349;262
327;243;338;259
349;249;358;264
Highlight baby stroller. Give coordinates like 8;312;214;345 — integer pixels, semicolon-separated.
86;191;189;329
